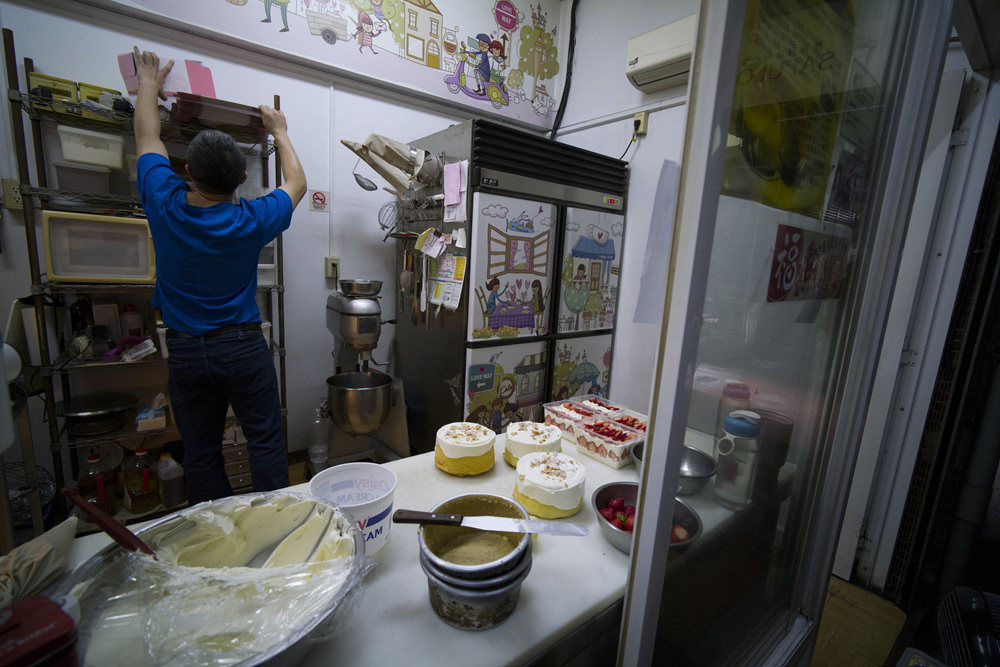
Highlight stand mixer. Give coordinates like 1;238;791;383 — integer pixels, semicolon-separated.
324;279;408;466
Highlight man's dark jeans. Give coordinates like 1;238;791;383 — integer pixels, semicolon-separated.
166;329;288;504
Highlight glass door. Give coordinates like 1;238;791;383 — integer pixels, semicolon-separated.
622;0;957;664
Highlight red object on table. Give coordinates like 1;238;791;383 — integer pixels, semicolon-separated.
0;596;78;667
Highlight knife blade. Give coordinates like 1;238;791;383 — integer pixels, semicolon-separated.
393;509;588;537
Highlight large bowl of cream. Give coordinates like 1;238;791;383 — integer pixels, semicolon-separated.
54;492;367;666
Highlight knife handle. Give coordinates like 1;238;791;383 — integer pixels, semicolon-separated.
393;509;463;526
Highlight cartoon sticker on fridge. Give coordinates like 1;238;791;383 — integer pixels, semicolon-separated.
469;192;556;341
466;340;548;431
550;333;612;401
557;208;624;333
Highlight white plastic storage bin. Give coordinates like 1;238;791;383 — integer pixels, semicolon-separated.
56;125;124;169
53;160;110;193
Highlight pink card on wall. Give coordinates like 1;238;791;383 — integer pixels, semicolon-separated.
118;53;215;97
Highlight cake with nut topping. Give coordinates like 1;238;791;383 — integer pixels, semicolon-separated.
503;421;563;467
513;451;586;519
434;422;496;476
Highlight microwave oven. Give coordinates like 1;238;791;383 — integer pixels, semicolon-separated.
42;211;156;283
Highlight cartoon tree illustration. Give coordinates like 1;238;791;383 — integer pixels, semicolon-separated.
517;24;559;101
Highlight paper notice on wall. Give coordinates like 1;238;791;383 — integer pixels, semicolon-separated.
118;53;216;97
444;160;468;223
428;254;467;309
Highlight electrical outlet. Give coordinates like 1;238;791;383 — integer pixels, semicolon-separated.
633;111;649;136
325;256;340;279
2;178;23;210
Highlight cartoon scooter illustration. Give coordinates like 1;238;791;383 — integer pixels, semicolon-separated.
444;43;509;109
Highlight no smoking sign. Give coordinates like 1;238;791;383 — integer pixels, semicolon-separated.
309;190;329;212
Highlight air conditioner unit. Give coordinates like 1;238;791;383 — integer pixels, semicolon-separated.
626;13;698;93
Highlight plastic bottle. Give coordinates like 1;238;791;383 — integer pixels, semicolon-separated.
120;304;143;337
77;453;119;516
714;410;762;510
155;452;186;509
713;382;752;460
123;447;161;514
309;407;329;472
69;295;94;334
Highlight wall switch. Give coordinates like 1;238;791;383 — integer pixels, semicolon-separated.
633;111;649;136
325;256;340;279
2;178;23;210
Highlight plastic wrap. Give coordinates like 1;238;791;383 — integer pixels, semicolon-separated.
48;492;374;666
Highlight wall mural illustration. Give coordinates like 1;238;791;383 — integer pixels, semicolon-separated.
109;0;564;129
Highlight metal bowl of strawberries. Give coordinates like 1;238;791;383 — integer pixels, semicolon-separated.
592;482;702;555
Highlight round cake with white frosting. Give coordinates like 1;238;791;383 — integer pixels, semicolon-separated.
513;451;586;519
434;422;497;476
503;421;563;467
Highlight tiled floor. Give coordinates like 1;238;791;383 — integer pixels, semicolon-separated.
811;576;907;666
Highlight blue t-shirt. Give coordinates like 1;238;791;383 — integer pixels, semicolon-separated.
137;153;292;334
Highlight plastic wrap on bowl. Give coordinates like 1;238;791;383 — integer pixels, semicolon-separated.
47;492;373;666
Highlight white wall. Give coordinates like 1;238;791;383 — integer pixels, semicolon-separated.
554;0;699;413
0;0;698;472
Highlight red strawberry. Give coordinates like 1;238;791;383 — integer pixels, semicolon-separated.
600;508;614;521
611;517;625;530
624;505;636;516
624;515;635;531
608;497;625;512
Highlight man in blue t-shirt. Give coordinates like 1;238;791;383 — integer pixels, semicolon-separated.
133;48;307;503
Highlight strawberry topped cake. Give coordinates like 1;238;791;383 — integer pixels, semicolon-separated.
503;421;563;467
572;417;643;469
577;395;622;415
434;422;496;476
543;401;597;438
513;451;586;519
612;413;648;432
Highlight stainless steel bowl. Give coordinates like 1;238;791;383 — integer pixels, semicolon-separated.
419;493;531;579
338;279;383;297
592;481;639;554
678;446;717;495
592;482;703;554
326;371;393;436
670;498;702;552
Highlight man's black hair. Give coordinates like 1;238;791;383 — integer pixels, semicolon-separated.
186;129;246;195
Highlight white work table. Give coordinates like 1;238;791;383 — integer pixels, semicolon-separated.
65;431;769;665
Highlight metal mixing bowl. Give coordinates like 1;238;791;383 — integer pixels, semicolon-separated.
678;446;717;495
338;279;383;296
592;483;703;554
592;481;639;554
326;371;392;436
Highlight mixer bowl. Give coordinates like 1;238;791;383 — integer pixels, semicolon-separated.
327;371;393;436
338;279;383;297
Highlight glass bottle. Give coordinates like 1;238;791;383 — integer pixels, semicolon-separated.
77;452;119;516
123;447;161;514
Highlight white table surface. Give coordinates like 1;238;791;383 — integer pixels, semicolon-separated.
67;435;642;666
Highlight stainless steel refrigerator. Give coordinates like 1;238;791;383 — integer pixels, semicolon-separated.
393;120;628;453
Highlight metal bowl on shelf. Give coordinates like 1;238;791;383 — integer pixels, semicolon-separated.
677;446;717;496
338;279;383;297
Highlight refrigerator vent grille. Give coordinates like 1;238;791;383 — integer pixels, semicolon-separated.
471;120;629;197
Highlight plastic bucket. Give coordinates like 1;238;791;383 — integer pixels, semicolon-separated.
308;462;397;554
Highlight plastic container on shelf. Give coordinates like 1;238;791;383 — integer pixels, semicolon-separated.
713;381;752;459
53;160;110;194
77;452;119;516
122;447;161;514
155;453;186;509
120;304;143;337
309;407;329;472
714;410;763;510
56;125;124;169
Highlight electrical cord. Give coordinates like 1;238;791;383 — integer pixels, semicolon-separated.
619;118;642;160
549;0;581;140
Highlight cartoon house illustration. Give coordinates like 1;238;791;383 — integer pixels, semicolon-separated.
402;0;443;70
570;234;616;291
514;352;546;414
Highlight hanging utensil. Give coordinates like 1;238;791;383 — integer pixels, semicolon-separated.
352;156;378;191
